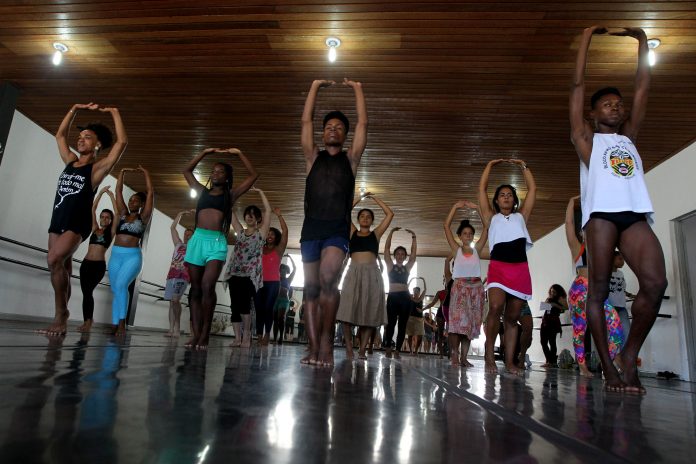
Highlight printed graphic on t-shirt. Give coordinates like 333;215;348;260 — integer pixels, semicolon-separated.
609;273;626;294
602;145;636;178
54;172;86;209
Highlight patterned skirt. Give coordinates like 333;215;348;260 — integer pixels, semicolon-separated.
448;277;485;339
337;262;386;327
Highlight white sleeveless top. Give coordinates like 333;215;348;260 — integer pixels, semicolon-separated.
488;212;533;253
580;133;654;227
452;247;481;279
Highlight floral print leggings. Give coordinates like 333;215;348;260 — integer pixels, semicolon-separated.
568;275;624;366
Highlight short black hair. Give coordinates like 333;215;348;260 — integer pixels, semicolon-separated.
323;110;350;133
77;123;113;150
268;227;282;246
591;87;622;109
134;192;147;204
244;205;262;222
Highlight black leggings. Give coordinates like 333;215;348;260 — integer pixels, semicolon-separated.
79;259;106;321
228;276;256;323
384;292;412;350
539;327;558;364
254;281;280;335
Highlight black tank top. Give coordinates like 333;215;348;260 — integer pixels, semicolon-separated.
349;231;379;255
388;264;409;285
49;161;95;239
88;228;113;249
196;189;226;216
411;299;423;318
301;150;355;241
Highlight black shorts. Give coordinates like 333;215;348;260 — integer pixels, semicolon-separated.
589;211;646;234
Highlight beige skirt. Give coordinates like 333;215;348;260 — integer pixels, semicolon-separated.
337;262;386;327
406;316;425;336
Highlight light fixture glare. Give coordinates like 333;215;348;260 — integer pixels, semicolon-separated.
52;50;63;65
325;37;341;63
190;189;198;199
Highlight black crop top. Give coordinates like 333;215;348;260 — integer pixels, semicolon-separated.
388;264;409;285
349;231;379;255
117;215;145;239
196;189;226;217
490;237;528;263
88;228;113;249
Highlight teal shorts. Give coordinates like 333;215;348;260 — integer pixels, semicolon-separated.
184;228;228;266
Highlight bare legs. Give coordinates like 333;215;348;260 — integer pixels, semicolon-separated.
301;246;345;366
187;260;223;350
166;297;183;337
484;288;524;375
517;314;533;369
40;232;82;335
586;219;666;393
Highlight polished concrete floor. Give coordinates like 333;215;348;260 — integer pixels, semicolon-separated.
0;320;694;463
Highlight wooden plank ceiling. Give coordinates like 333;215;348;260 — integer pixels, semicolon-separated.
1;1;695;256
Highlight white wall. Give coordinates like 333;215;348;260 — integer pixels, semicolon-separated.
525;139;696;380
0;111;219;330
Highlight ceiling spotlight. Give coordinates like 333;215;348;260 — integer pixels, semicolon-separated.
52;42;68;66
190;189;198;199
647;38;661;67
325;37;341;63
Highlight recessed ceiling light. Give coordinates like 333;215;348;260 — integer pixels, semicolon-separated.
52;42;68;65
647;38;661;67
325;37;341;63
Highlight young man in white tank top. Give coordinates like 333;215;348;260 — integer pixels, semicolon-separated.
570;25;667;394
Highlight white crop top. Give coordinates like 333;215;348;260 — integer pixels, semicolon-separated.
580;133;654;227
452;247;481;279
488;212;533;253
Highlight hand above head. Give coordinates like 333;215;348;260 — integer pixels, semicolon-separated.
182;209;195;215
343;78;362;88
224;148;242;155
609;27;647;39
74;102;99;111
487;158;506;166
137;164;148;173
98;185;111;194
584;25;608;35
98;106;118;113
120;167;137;173
404;228;416;236
201;147;220;155
313;79;335;88
361;191;373;200
249;185;260;192
273;207;282;216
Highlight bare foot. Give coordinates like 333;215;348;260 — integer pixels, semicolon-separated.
451;359;460;368
345;346;354;361
579;363;594;379
505;363;524;376
301;350;318;365
164;331;173;338
393;351;401;360
484;351;498;374
37;310;70;336
185;336;197;348
622;364;646;395
103;325;118;335
613;353;625;375
114;320;127;337
240;336;251;348
358;352;368;360
461;359;474;368
77;319;92;333
385;347;392;359
229;339;242;347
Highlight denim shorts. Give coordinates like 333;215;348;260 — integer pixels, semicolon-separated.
300;236;349;263
184;228;228;266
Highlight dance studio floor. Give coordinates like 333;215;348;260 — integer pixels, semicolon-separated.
0;320;694;463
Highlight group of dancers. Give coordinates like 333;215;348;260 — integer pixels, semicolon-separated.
39;26;666;393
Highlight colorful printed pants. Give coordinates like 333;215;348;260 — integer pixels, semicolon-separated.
568;275;624;365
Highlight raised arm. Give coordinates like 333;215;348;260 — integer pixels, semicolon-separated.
254;187;272;239
229;148;259;202
55;103;93;164
344;78;368;170
419;277;427;301
405;229;418;271
183;147;217;193
301;80;334;169
114;168;130;216
92;107;128;185
170;210;191;246
475;222;489;257
230;207;244;236
511;160;536;222
350;193;365;236
478;159;504;226
614;27;650;141
368;194;394;239
570;26;606;165
91;186;109;232
105;188;119;237
444;201;467;252
286;254;297;283
564;196;582;258
274;207;289;256
138;166;155;224
383;227;398;270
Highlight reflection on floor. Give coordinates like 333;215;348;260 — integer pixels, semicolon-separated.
0;320;694;463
